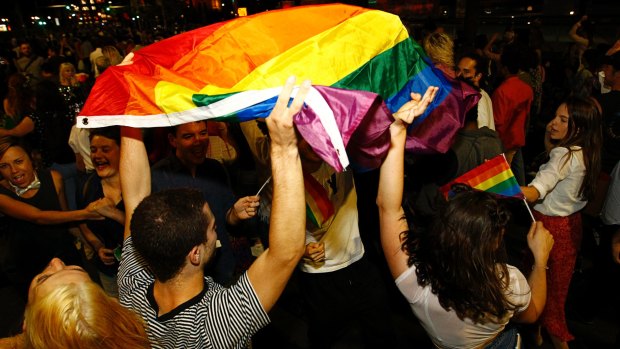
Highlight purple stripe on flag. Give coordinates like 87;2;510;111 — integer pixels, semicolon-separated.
294;85;393;172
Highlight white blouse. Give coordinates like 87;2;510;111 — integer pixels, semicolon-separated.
530;146;587;217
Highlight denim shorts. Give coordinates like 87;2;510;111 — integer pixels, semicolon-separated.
485;327;519;349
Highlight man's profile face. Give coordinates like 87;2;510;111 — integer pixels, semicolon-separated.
169;121;209;167
457;57;480;87
201;202;218;263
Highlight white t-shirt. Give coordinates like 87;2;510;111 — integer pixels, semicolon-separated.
477;89;496;131
299;164;364;273
68;125;93;171
396;264;530;349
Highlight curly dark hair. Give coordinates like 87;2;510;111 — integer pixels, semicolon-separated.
402;185;519;323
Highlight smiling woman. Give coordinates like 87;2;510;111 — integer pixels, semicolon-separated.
77;127;126;297
0;138;106;297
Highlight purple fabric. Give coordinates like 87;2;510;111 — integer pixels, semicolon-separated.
406;73;480;154
294;76;479;172
294;86;393;172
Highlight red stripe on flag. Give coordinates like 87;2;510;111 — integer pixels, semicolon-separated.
303;173;335;225
453;155;508;187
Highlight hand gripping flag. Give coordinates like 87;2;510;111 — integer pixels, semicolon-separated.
78;4;479;172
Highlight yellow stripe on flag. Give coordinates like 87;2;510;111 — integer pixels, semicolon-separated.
474;169;514;191
154;10;409;114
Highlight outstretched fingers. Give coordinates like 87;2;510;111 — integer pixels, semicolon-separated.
394;86;439;125
267;76;312;150
272;76;297;120
290;80;311;114
413;86;439;116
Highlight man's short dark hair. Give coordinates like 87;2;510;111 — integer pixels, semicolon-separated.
130;188;210;282
459;51;487;75
89;126;121;145
168;120;208;137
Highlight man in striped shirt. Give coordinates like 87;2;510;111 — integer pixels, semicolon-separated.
116;77;309;348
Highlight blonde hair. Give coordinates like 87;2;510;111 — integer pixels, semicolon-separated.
102;46;123;66
24;281;150;349
423;32;455;68
59;62;78;86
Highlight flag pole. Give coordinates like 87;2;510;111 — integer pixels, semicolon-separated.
523;198;536;222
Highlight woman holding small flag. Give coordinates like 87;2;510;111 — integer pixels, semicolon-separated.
377;86;555;349
521;97;603;349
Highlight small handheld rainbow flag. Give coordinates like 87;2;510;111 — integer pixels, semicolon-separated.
439;154;535;221
440;154;523;199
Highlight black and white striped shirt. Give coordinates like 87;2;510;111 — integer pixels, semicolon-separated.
119;237;270;349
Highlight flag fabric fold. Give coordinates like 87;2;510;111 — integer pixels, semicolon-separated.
440;154;525;199
78;3;479;171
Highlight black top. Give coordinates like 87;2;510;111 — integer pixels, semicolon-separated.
78;173;124;275
0;169;80;294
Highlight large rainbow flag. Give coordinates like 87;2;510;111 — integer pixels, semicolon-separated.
78;4;479;171
439;155;524;199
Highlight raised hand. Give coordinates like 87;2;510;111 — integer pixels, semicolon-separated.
118;52;134;66
266;76;311;152
392;86;439;126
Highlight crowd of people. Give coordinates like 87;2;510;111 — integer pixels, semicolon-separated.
0;12;619;349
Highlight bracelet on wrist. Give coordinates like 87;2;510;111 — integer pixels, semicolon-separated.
532;264;549;270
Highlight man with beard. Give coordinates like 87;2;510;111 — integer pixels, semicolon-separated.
457;52;495;130
13;42;44;81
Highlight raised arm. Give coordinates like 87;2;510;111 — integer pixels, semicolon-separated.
120;127;151;240
377;87;437;279
568;16;589;47
0;116;34;138
513;221;554;323
247;77;309;312
483;33;501;62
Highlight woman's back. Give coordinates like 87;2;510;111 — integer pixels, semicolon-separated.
396;263;530;349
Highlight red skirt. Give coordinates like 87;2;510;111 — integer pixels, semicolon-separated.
534;210;582;342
